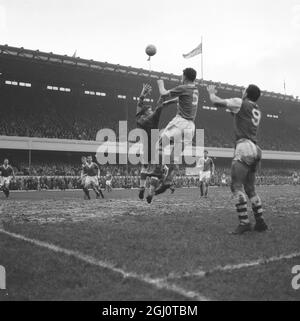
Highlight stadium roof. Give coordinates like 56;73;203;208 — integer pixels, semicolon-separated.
0;44;299;103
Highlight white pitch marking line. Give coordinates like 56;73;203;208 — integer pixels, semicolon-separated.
167;251;300;280
0;227;210;301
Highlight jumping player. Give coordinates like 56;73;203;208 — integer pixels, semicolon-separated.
197;150;215;198
135;83;176;200
207;84;268;234
82;156;104;200
150;68;199;201
0;159;15;198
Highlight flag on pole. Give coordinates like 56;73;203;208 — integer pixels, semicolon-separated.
183;43;202;59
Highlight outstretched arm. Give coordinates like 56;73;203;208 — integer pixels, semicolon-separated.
157;79;170;97
136;83;152;114
140;83;152;99
207;85;242;113
155;96;178;111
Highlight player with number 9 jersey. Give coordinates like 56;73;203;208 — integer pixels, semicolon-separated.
207;84;268;235
233;99;261;144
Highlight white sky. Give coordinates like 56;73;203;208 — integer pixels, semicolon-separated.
0;0;300;96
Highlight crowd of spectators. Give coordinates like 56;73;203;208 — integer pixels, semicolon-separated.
4;161;297;191
0;89;299;152
8;173;298;191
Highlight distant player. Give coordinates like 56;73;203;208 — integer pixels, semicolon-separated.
81;156;87;183
105;172;113;192
80;156;88;198
148;68;199;202
0;159;15;198
170;183;176;194
292;171;299;186
221;173;227;187
197;150;215;198
207;84;268;234
82;156;104;200
135;83;176;201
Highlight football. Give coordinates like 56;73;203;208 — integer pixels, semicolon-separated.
145;44;157;57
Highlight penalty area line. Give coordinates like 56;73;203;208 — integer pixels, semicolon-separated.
167;251;300;280
0;227;210;301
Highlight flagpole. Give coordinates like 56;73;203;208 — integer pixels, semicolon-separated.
201;36;204;85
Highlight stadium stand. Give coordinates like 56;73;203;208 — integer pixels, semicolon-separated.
0;45;299;191
0;45;300;152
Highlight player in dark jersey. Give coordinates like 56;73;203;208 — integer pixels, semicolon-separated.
207;84;268;234
0;159;15;198
147;68;199;203
197;150;215;197
136;83;177;200
82;156;104;200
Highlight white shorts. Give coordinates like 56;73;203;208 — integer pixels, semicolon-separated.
221;179;226;184
85;176;99;187
106;180;112;186
234;139;262;166
161;115;195;144
199;171;211;182
0;177;11;187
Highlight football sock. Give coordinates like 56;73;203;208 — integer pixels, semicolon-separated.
205;183;209;196
250;195;264;221
83;187;90;199
200;182;203;196
3;187;9;198
235;192;249;225
99;188;104;198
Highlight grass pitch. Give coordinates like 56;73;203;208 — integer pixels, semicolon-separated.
0;186;300;301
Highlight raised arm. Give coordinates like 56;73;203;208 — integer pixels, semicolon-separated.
136;83;152;114
207;85;242;113
157;79;170;97
155;96;178;111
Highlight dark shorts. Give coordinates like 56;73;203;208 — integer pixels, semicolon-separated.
136;108;162;130
136;108;162;164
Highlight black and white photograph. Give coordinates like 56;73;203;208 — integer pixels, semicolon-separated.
0;0;300;306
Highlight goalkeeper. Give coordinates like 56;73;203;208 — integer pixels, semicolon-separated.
136;83;176;200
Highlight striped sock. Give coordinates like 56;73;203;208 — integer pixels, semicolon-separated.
250;195;264;221
236;201;249;225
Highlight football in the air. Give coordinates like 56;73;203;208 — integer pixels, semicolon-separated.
145;44;157;57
